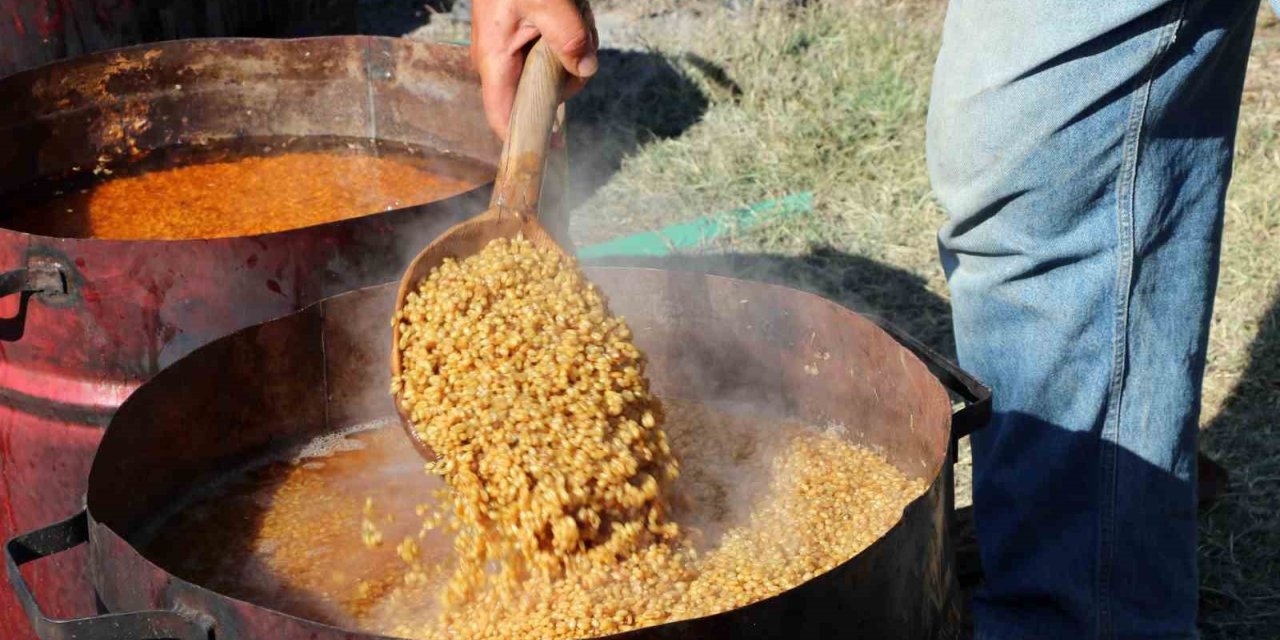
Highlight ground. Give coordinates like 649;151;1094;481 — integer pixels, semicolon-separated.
377;1;1280;636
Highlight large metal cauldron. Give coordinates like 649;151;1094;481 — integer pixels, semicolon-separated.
7;269;989;640
0;37;498;635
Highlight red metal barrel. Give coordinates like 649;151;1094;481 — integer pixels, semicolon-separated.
0;0;358;77
0;37;497;638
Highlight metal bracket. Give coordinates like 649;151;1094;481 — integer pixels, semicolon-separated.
867;316;992;441
0;257;72;340
5;511;214;640
0;259;67;300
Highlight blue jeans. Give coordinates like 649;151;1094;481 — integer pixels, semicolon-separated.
926;1;1265;638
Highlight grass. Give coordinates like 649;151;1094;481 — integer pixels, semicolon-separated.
1198;9;1280;638
566;2;1280;637
573;0;951;343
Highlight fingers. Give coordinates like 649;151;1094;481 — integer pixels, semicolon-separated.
475;47;522;140
471;0;524;139
472;0;597;140
563;74;589;100
523;0;598;79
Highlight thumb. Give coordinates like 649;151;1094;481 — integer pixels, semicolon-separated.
526;0;598;79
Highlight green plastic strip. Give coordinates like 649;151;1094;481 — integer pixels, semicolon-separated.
443;39;471;46
577;192;814;259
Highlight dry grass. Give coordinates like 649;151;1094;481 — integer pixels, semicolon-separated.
571;0;951;341
566;2;1280;638
1197;9;1280;639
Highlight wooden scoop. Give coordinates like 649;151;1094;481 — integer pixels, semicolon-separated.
391;39;569;459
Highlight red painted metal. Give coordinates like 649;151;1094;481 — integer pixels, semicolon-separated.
0;37;498;639
0;0;357;77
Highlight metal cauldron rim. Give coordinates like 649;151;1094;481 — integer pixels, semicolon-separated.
10;270;991;640
0;35;469;82
0;35;492;246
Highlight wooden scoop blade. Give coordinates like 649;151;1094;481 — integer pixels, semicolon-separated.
391;38;569;460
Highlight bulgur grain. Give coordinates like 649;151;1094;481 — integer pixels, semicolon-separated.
392;236;681;603
142;410;923;638
367;404;924;640
144;235;927;639
384;237;925;639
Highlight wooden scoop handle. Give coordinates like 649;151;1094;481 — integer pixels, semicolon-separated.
490;38;568;219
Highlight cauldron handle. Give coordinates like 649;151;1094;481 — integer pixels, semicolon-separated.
866;316;992;440
5;511;214;640
0;259;67;299
0;257;71;342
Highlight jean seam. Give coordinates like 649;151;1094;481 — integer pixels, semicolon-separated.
1099;3;1186;640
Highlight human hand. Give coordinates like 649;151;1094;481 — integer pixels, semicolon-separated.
471;0;598;140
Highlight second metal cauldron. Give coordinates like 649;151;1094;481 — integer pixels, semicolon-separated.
8;268;989;640
0;36;497;635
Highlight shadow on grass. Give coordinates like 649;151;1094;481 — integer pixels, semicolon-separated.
566;49;712;210
585;247;955;356
1199;288;1280;639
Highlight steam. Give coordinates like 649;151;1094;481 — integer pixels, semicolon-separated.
380;42;711;272
661;399;810;554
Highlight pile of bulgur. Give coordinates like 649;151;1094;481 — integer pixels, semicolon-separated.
387;236;926;639
361;404;925;639
392;236;680;603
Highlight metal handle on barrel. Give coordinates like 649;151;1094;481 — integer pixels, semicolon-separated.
0;259;67;299
5;511;214;640
0;257;71;342
866;316;992;440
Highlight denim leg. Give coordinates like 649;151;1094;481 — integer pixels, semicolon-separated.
926;1;1258;638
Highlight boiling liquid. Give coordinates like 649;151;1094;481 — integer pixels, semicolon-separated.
1;137;489;240
140;401;925;637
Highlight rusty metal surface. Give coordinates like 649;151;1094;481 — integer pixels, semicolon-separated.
0;0;358;78
74;270;968;639
0;36;498;638
0;37;497;186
